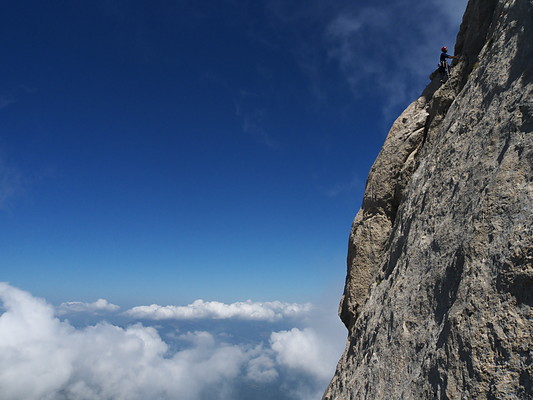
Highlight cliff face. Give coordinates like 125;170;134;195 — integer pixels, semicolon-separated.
325;0;532;399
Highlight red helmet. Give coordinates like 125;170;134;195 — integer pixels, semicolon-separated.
441;46;448;52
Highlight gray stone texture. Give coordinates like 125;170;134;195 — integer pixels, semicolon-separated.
326;0;532;398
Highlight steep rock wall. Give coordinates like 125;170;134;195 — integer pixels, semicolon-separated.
326;0;532;398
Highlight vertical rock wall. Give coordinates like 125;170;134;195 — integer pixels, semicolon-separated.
326;0;532;398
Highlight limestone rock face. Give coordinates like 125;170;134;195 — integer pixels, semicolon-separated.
326;0;532;399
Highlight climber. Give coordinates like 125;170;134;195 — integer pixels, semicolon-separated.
439;46;458;83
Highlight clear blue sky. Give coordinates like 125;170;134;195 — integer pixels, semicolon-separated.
0;0;466;307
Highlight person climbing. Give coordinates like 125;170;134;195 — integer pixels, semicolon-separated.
439;46;458;83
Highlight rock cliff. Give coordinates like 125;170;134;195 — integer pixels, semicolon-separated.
325;0;532;398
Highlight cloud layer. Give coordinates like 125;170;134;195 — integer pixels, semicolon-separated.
57;299;120;315
0;283;344;400
124;299;312;321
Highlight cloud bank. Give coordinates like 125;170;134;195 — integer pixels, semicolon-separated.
0;283;344;400
57;299;120;315
124;299;312;321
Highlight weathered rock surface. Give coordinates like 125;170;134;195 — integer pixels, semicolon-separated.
326;0;532;398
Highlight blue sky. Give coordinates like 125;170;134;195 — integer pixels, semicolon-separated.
1;0;466;306
0;1;467;399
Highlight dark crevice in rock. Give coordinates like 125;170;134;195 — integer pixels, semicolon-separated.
519;370;532;396
434;248;465;324
495;250;533;306
436;319;451;349
496;127;512;164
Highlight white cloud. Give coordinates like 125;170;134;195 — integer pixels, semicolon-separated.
125;299;312;321
0;283;253;400
245;352;279;383
269;290;347;400
0;283;345;400
271;328;335;380
56;299;120;315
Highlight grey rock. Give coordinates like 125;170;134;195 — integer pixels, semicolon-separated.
325;0;532;399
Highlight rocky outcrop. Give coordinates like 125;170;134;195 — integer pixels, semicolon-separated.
326;0;532;398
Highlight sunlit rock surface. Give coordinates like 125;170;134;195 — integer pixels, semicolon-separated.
326;0;532;398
